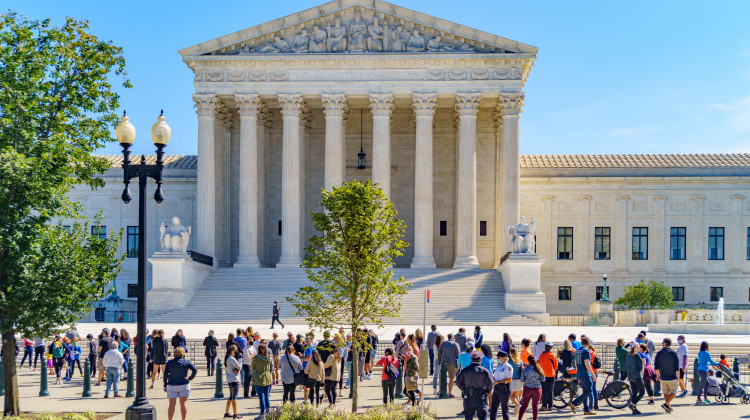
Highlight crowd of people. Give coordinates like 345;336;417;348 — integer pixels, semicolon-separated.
14;324;732;420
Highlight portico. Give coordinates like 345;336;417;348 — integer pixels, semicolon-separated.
181;0;537;269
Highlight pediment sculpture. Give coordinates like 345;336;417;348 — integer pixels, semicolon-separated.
160;217;191;253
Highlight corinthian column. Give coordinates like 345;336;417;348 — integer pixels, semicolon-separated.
234;94;262;267
453;93;481;269
411;93;437;269
369;94;394;198
498;92;524;259
277;94;304;268
193;94;219;261
321;94;347;191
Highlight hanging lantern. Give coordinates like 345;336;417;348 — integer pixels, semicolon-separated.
357;108;366;170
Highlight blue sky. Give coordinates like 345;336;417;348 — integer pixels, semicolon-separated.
10;1;750;156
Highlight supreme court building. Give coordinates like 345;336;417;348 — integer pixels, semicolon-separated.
76;0;750;322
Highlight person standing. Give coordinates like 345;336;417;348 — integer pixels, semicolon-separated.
438;333;461;397
324;346;342;407
455;350;494;420
518;355;545;420
251;343;273;416
499;333;512;354
507;347;523;415
86;334;97;378
537;342;558;412
271;301;285;329
404;351;420;406
223;344;243;419
71;338;83;377
163;346;197;420
568;336;596;415
640;331;656;356
626;344;645;414
455;328;468;353
171;329;187;352
432;334;444;394
95;329;114;386
615;338;629;380
490;350;513;420
280;345;303;403
474;326;484;349
531;334;546;360
150;330;169;388
119;329;131;380
103;341;124;398
60;337;74;382
378;348;399;404
49;337;65;385
203;330;219;376
304;349;325;405
33;336;46;371
654;338;680;413
20;336;33;369
639;342;656;405
696;341;721;405
426;325;439;376
269;332;282;385
242;336;257;398
676;335;689;397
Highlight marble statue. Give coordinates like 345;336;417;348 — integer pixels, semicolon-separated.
427;35;457;52
309;25;327;53
366;17;385;52
406;29;426;52
254;36;291;53
348;9;367;52
291;28;310;53
160;216;191;253
388;25;404;52
509;216;536;254
326;17;347;52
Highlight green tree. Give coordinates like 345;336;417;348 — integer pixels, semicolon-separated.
615;279;674;310
289;180;409;412
0;12;129;415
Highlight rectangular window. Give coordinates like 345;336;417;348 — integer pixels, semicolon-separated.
127;284;138;298
594;227;610;260
557;227;573;260
670;227;686;260
595;286;610;301
710;287;723;302
558;286;571;301
439;221;447;236
94;308;105;322
672;287;685;302
91;225;107;239
127;226;139;258
632;227;648;260
479;221;487;237
278;220;282;236
708;227;725;260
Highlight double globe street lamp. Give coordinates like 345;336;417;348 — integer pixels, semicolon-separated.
115;110;171;420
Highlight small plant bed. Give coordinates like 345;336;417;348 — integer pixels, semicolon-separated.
263;403;438;420
5;412;118;420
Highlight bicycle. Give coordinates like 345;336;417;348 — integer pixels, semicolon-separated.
552;371;632;410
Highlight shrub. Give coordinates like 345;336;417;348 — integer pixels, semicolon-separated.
262;403;437;420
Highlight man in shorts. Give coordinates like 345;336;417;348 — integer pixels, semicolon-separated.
438;333;461;396
655;337;680;413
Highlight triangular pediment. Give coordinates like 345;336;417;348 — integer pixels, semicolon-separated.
179;0;537;58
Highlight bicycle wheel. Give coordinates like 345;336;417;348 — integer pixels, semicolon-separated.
605;383;632;410
740;394;749;404
552;383;576;409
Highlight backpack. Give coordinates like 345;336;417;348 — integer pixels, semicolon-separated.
592;355;601;369
52;344;65;359
385;357;399;379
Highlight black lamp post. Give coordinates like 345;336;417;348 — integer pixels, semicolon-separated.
116;110;171;420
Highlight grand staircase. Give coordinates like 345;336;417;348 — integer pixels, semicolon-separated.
147;267;543;325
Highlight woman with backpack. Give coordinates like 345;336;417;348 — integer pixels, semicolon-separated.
378;348;399;404
50;337;66;385
304;349;325;405
280;345;303;403
518;355;545;420
588;343;601;410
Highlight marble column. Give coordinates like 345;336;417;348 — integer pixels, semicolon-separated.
453;93;481;269
193;94;219;260
234;94;262;267
258;105;271;265
411;93;437;269
498;92;525;259
299;105;310;256
277;94;304;268
321;94;347;191
369;94;394;198
215;104;233;265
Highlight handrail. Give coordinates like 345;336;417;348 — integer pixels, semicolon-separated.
187;250;213;266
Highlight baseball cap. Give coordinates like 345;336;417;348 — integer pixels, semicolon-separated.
545;341;554;347
466;342;475;350
470;350;483;359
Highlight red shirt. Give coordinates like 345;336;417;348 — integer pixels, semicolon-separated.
378;355;399;380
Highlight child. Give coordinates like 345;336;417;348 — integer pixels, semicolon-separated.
719;354;731;370
46;353;54;376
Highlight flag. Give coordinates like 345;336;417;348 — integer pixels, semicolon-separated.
426;289;430;305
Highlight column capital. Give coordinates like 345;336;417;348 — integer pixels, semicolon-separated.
369;93;394;117
278;93;304;116
259;102;273;129
321;94;348;117
235;94;262;117
193;94;219;117
499;92;525;116
300;102;312;131
412;93;437;117
215;103;233;129
455;92;481;116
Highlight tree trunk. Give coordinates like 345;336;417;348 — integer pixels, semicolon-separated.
3;329;20;415
351;343;358;412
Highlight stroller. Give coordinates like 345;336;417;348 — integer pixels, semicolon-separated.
714;365;750;404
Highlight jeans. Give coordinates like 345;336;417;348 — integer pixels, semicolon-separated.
490;383;510;420
206;355;216;376
698;370;709;399
283;382;296;403
339;359;345;390
519;387;541;420
242;365;253;397
345;361;352;387
428;348;435;375
271;316;284;329
254;385;271;415
21;347;32;367
591;377;598;408
432;362;440;389
33;346;45;369
71;359;82;374
541;377;555;409
382;379;395;403
122;356;129;375
88;354;97;377
105;367;120;396
572;375;593;412
630;378;645;406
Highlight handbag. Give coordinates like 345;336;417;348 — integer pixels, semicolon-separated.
286;355;304;386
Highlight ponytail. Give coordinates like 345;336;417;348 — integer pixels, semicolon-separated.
526;355;545;377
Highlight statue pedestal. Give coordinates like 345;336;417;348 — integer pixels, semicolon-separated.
497;253;549;324
589;301;615;326
148;252;213;312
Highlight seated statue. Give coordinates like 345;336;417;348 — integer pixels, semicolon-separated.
508;216;536;254
160;217;191;253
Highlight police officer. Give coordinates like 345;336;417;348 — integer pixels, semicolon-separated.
490;351;513;420
456;349;494;420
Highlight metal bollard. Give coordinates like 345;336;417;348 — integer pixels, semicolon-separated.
692;357;699;396
126;358;135;397
439;361;449;398
0;357;4;396
214;360;224;398
82;358;92;397
395;359;404;398
39;361;50;397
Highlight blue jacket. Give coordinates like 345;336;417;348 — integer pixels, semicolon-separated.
474;332;484;348
697;351;720;372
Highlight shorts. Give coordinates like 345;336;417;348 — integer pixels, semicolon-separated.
228;382;239;400
679;369;685;379
660;379;679;395
273;355;280;370
511;378;523;392
166;383;191;398
446;363;457;380
97;358;105;373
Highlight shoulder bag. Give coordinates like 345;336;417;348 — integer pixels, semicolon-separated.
286;355;305;386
